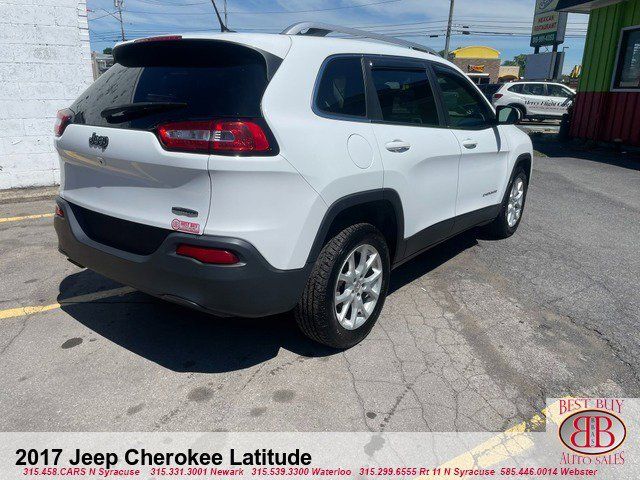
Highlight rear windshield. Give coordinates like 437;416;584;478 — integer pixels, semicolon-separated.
70;40;273;130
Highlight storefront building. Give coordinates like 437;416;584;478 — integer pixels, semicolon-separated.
557;0;640;146
449;46;502;84
498;65;521;82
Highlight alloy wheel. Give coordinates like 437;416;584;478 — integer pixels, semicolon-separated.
507;177;525;227
334;244;383;330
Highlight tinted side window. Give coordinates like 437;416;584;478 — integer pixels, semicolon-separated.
433;66;494;128
521;83;545;96
508;83;523;93
547;84;569;97
371;67;439;126
315;57;366;118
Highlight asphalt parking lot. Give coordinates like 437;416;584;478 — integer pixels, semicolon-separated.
1;140;639;432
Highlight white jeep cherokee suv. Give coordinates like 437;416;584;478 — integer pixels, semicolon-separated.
54;24;532;348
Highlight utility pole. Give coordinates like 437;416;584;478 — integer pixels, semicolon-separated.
114;0;125;41
210;0;232;32
443;0;455;58
223;0;228;27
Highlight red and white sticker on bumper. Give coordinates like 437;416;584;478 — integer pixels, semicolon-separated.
171;218;201;235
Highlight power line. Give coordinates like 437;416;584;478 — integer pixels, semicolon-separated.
88;10;117;21
88;1;589;45
134;0;210;4
90;25;588;39
211;19;450;31
123;0;405;15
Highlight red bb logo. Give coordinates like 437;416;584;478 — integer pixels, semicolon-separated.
559;409;626;455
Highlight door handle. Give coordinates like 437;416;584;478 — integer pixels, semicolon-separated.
385;140;411;153
462;139;478;149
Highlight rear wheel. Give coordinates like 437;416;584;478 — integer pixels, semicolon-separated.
295;223;390;349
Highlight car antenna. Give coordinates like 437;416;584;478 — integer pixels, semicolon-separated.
210;0;234;32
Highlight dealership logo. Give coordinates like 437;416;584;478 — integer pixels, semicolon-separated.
171;218;200;234
89;132;109;150
559;409;627;455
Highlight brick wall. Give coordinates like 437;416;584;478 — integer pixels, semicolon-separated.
0;0;93;190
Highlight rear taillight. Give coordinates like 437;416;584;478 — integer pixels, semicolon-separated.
212;120;270;152
157;121;212;153
55;204;64;218
493;93;504;100
54;109;73;137
176;244;239;265
157;119;272;155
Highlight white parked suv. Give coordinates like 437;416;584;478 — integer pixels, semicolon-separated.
54;23;533;348
491;81;576;120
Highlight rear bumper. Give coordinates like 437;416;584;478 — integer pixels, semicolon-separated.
54;197;311;317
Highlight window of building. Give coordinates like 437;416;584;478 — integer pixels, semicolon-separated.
315;56;366;118
370;67;439;126
433;65;495;128
613;26;640;90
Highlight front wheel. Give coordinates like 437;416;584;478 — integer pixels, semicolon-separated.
484;168;528;239
295;223;390;349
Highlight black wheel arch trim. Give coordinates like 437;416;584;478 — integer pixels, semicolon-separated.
508;103;528;116
494;154;531;211
306;189;406;265
512;152;533;179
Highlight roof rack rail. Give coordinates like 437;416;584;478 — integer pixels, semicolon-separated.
281;22;437;56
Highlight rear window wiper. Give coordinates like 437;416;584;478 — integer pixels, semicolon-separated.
101;102;187;122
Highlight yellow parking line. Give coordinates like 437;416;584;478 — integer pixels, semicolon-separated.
417;399;567;479
0;287;135;320
0;213;54;223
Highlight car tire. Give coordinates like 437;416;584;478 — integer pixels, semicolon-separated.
510;104;526;121
295;223;390;349
484;168;528;239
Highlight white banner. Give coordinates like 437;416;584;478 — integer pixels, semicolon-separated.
1;398;637;479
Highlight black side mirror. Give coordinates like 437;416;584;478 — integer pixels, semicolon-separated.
496;106;521;125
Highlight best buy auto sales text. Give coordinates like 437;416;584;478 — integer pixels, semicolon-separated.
16;448;312;469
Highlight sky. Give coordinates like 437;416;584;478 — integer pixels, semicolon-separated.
87;0;589;74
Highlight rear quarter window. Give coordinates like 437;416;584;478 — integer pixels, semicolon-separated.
314;56;367;118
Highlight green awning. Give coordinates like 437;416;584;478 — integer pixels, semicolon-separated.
556;0;626;12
